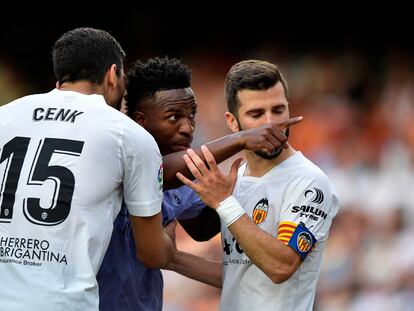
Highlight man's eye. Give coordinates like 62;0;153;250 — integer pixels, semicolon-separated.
249;113;261;118
168;115;177;121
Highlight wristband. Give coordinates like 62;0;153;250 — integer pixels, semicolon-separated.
216;195;245;227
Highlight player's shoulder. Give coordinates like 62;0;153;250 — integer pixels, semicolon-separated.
119;113;154;142
282;152;334;192
116;112;160;157
293;152;329;178
0;91;48;108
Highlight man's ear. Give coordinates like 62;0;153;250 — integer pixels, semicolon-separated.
107;64;118;89
225;112;240;132
132;110;146;127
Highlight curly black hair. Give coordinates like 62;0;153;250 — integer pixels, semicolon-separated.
125;56;191;118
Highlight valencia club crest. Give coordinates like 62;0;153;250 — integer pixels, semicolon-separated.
252;198;269;225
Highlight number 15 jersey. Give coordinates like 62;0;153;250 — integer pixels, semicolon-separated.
0;89;163;311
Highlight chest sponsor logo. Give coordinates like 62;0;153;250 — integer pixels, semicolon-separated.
222;236;249;266
223;236;243;256
252;198;269;225
292;205;327;221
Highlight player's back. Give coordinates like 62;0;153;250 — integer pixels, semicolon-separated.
0;89;152;310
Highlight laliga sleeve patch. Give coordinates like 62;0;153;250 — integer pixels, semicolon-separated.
288;222;317;261
157;163;163;192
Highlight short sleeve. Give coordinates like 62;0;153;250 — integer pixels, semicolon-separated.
122;122;163;217
175;186;206;220
279;173;339;242
162;186;206;222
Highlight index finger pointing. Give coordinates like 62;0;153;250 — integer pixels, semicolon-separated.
278;116;303;130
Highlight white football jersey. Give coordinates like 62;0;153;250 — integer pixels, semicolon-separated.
220;152;339;311
0;89;163;311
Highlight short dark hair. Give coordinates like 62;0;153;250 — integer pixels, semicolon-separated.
52;27;125;85
224;60;289;115
125;56;191;118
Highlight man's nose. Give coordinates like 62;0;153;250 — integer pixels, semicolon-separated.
265;112;274;124
179;119;194;135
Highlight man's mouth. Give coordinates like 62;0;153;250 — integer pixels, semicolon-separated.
174;143;191;151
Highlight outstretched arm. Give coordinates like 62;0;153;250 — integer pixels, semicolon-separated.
163;220;222;288
163;117;302;189
177;146;301;284
167;250;223;288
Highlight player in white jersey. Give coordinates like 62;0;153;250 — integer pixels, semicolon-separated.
175;60;339;311
0;27;173;311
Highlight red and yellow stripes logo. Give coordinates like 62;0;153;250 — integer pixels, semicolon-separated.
277;221;297;245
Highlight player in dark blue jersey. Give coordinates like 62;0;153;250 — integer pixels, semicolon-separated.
97;57;300;310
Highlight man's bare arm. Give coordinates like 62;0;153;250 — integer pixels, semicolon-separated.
163;117;302;189
163;220;222;288
176;146;302;283
166;250;223;288
130;212;174;269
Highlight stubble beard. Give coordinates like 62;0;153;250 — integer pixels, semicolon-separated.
237;118;290;160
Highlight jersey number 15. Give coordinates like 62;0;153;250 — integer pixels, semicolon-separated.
0;136;84;226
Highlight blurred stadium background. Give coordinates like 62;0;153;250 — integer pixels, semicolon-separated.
1;8;413;311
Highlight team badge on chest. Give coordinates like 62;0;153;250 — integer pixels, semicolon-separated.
252;198;269;225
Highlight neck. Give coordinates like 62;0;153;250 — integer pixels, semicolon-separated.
244;145;295;177
57;81;103;96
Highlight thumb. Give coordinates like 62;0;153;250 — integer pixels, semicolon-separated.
229;157;243;180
